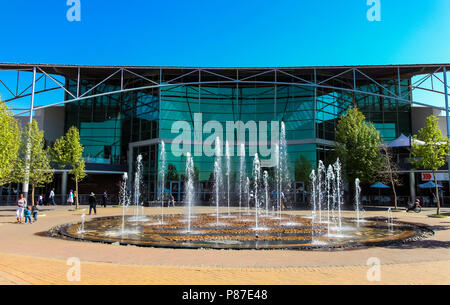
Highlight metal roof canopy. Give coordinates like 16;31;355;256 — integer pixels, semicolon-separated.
1;63;449;116
0;62;445;81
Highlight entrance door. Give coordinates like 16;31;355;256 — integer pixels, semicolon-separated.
294;182;305;206
170;181;181;201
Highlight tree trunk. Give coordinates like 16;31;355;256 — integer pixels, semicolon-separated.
390;176;397;210
433;170;440;215
75;176;79;210
386;149;397;209
31;184;35;206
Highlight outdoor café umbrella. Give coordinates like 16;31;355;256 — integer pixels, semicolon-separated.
370;182;390;204
418;181;443;205
418;181;443;189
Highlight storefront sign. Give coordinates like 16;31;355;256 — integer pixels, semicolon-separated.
422;173;449;181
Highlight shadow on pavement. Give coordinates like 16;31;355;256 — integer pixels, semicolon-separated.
386;239;450;249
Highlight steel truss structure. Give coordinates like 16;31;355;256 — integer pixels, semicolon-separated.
0;63;448;117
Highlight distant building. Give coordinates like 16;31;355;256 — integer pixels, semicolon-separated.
1;63;449;206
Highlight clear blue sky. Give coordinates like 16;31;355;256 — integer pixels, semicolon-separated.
0;0;449;110
1;0;449;66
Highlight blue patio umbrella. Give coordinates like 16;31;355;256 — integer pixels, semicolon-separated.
370;182;390;189
156;188;172;198
418;181;443;189
370;182;390;204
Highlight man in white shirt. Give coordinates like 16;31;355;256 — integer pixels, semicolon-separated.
49;188;56;206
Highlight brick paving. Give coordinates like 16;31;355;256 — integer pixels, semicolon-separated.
0;205;449;285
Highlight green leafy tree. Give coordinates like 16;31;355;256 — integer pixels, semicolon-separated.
335;107;382;184
52;126;86;209
295;155;312;184
12;120;54;204
411;115;450;216
0;103;20;185
194;166;199;181
167;163;179;181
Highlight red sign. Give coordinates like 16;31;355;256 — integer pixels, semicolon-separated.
422;173;433;181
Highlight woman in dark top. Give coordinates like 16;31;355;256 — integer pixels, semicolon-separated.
88;192;97;215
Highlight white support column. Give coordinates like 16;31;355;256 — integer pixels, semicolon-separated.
61;171;68;200
22;66;37;199
409;171;416;202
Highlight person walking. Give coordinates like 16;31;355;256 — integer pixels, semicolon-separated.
280;191;286;210
67;189;74;206
168;193;175;207
49;188;56;206
24;206;32;224
16;193;26;223
73;190;78;206
102;190;108;208
88;192;97;215
38;194;43;206
32;202;39;222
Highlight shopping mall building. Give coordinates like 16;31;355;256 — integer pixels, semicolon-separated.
1;63;449;206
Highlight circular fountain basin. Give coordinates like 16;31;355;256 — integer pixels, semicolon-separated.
53;213;433;250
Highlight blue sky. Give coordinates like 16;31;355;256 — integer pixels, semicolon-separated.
1;0;449;66
0;0;449;109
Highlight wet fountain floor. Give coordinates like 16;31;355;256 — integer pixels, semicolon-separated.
55;212;432;250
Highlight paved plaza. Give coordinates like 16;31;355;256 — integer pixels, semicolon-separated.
0;205;449;285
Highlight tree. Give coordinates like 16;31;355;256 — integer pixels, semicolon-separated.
52;126;86;209
411;115;450;216
12;120;54;204
0;103;20;185
194;166;199;181
295;155;312;184
335;107;382;184
379;146;402;210
167;163;179;181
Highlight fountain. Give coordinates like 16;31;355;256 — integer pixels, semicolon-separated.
55;132;433;250
355;178;362;224
253;154;261;229
78;214;86;234
333;159;343;233
225;141;231;215
326;165;334;236
184;153;195;232
387;208;394;231
310;170;317;221
213;137;223;225
263;171;269;217
131;155;144;222
239;144;245;215
309;170;317;239
245;177;250;214
275;144;281;220
278;122;290;219
317;161;326;223
119;173;130;234
159;141;167;224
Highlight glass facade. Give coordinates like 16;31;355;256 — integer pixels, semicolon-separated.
64;68;412;203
